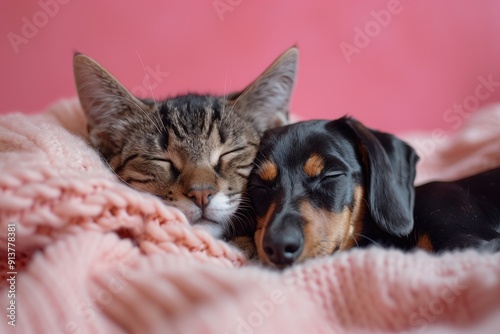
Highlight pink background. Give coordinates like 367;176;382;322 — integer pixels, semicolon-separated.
1;0;500;133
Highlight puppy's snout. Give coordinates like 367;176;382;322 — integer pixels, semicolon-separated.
263;223;304;266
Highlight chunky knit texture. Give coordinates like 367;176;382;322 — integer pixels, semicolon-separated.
1;99;500;333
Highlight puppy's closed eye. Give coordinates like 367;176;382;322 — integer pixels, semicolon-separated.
312;171;346;192
319;171;345;181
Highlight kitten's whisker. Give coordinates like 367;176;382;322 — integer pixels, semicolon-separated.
226;88;246;115
102;158;131;186
356;233;383;248
351;233;359;248
223;70;230;100
220;70;230;120
230;210;253;235
135;50;168;135
116;96;164;136
135;50;157;105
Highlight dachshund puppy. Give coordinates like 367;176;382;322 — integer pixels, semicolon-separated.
246;117;500;267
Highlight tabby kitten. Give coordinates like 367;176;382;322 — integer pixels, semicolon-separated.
73;48;298;238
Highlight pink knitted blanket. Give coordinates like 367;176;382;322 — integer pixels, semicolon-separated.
1;99;500;334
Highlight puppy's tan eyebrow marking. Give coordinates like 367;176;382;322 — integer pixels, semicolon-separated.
304;154;325;177
258;160;278;182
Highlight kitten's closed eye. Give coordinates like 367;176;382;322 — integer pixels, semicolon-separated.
74;47;298;238
215;146;250;172
150;158;181;178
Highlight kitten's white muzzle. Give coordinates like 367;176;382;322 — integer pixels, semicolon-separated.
174;192;238;238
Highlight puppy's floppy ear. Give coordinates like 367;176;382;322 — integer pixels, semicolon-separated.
346;118;419;236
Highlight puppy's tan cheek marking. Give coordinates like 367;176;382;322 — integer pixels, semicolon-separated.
304;154;324;177
342;185;365;250
298;202;350;262
416;234;433;252
255;202;276;265
258;160;278;182
298;186;366;262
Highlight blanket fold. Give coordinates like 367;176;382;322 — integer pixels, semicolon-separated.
1;99;500;333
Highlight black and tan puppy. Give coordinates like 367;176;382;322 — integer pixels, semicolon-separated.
246;117;500;267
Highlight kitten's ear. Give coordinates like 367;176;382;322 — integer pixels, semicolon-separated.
230;47;298;134
73;53;149;158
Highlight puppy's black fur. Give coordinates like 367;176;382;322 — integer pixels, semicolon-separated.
246;117;500;267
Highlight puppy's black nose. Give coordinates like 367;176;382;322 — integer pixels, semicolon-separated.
263;225;304;266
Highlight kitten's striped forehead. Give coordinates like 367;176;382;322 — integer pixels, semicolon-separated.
159;95;228;137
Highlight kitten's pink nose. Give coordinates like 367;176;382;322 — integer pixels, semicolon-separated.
187;188;215;209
